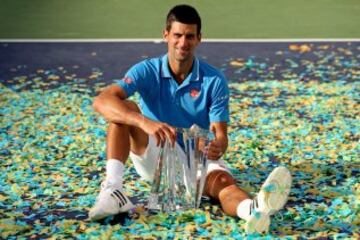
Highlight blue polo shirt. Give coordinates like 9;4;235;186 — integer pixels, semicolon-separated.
115;54;229;130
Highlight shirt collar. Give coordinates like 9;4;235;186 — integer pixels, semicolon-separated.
161;54;200;82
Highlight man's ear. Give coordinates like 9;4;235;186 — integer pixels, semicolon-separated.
163;29;169;42
198;33;202;42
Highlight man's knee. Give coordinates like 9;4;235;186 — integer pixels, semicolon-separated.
106;100;140;135
107;100;141;130
204;170;236;198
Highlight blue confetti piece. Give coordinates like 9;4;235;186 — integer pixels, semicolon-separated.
56;201;67;207
264;183;276;192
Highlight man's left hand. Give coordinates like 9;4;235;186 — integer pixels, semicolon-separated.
204;140;224;160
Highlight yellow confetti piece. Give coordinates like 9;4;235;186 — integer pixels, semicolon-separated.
289;44;312;53
306;188;320;195
318;45;329;50
230;60;245;67
11;184;21;195
47;74;60;81
0;194;8;201
184;223;196;232
78;222;87;232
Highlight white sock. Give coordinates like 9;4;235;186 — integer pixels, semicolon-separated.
105;159;124;186
236;199;253;221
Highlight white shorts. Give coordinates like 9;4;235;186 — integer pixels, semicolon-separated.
129;135;231;182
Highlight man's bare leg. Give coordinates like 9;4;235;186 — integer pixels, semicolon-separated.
89;100;148;220
204;170;271;234
204;170;250;216
204;167;292;234
106;100;148;162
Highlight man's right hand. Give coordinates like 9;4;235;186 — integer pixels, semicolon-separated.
140;117;176;147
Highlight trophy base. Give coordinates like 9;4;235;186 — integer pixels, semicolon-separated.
147;193;160;210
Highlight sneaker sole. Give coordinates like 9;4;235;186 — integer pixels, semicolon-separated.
88;200;134;221
88;208;112;221
245;212;270;234
259;166;292;214
88;187;135;221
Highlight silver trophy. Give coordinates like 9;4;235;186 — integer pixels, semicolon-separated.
147;124;214;212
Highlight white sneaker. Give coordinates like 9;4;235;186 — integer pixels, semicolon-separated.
257;166;292;215
245;209;271;234
245;166;292;234
88;181;134;221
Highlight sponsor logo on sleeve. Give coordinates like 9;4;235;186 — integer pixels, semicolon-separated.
123;76;133;84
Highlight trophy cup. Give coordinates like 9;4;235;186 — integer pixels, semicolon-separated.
147;124;214;212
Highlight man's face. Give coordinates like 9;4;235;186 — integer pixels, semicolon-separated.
163;21;201;63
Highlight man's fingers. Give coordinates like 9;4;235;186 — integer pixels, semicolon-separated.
208;141;221;153
159;129;167;147
204;141;223;159
154;132;161;147
151;123;176;147
207;151;222;160
169;126;177;146
154;130;165;147
207;151;219;160
162;124;176;147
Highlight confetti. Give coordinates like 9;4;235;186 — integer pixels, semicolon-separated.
0;42;359;238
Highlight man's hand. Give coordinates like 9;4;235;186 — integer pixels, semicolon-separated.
204;140;225;160
140;117;176;147
204;122;228;160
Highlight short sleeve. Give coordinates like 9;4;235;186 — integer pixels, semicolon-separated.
115;61;147;97
209;76;230;123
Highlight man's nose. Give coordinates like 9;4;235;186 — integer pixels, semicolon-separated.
178;36;188;47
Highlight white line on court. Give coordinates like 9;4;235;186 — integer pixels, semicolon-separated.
1;39;360;43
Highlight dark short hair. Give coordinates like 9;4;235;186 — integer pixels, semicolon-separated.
166;5;201;35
